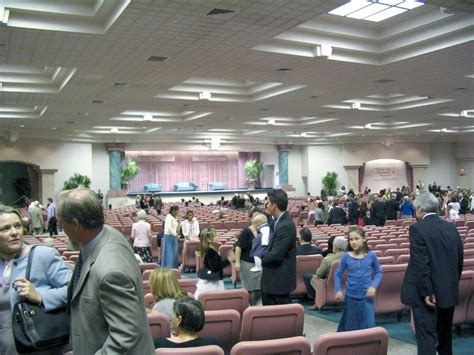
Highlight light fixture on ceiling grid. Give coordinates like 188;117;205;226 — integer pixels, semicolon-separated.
329;0;424;22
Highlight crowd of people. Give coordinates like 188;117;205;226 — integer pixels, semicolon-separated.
0;184;472;354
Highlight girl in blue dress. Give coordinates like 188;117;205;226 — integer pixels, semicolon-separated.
334;226;383;331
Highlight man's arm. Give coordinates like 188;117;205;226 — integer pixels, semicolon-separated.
315;256;332;279
409;226;433;298
97;270;149;353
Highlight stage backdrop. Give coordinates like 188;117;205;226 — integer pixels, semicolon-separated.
361;159;409;192
126;151;259;192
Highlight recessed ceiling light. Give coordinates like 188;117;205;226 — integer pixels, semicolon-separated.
20;125;25;128
329;1;422;22
454;87;467;91
92;100;104;104
52;127;56;130
147;56;169;62
76;112;89;116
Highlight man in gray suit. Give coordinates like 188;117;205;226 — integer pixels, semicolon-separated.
57;189;154;354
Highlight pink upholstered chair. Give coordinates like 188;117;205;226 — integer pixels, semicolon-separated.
291;254;323;297
148;311;170;340
464;242;474;250
182;240;200;272
144;292;155;309
239;304;305;341
453;270;474;325
384;248;410;258
231;336;311;355
155;345;224;354
397;254;410;264
218;244;234;277
139;262;159;273
377;256;396;265
198;288;249;316
313;327;389;355
463;258;474;271
177;278;199;294
198;310;241;352
314;261;345;310
374;264;407;319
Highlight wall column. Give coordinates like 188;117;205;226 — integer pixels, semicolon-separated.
411;164;428;191
105;143;126;191
344;165;362;193
277;145;293;187
39;169;57;203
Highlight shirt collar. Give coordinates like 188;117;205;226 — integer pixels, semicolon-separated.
422;212;437;219
81;227;105;260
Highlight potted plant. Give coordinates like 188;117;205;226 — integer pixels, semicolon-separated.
63;173;91;190
121;157;139;190
244;159;264;189
322;171;338;196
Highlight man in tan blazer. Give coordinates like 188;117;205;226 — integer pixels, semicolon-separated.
58;189;154;354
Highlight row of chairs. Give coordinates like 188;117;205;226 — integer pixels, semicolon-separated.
154;327;389;355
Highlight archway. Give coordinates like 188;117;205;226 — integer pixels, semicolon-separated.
0;161;40;206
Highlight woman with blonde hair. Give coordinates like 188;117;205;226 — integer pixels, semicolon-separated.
150;268;186;333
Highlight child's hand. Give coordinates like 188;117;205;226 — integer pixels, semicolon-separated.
335;291;343;301
366;287;376;298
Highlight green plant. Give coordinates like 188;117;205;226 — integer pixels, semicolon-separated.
322;171;338;195
121;157;139;185
244;159;264;187
63;173;91;190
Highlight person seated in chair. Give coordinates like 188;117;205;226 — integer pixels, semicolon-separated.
296;228;322;256
303;236;348;305
154;296;225;351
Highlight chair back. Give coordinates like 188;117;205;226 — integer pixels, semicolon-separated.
198;289;249;316
144;293;155;309
374;264;407;315
292;254;323;296
182;240;200;271
177;278;199;294
240;304;305;341
218;244;234;277
453;270;474;325
148;311;170;339
198;310;241;352
231;336;311;355
155;345;224;354
313;327;389;355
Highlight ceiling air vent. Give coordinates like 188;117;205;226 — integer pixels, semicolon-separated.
114;82;129;87
206;8;238;19
147;56;168;62
373;79;395;84
92;100;104;104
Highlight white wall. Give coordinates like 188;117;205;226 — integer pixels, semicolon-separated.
91;144;110;193
455;141;474;189
425;143;458;189
305;145;346;195
0;139;92;198
288;146;305;196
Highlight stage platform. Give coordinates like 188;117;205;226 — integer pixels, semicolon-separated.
127;187;273;199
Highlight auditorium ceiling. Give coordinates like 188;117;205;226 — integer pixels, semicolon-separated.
0;0;473;148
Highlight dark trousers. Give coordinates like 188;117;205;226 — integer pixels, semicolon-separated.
372;216;385;227
303;272;315;299
48;216;58;236
412;303;455;355
261;292;290;305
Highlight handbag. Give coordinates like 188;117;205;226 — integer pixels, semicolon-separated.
12;246;70;353
198;266;220;281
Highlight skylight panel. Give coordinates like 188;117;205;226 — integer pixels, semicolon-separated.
329;0;423;22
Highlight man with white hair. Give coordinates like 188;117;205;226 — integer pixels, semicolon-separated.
30;201;44;235
303;236;348;303
401;192;463;355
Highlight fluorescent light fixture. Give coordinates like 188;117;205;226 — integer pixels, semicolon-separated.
199;91;211;100
352;102;361;109
210;137;220;150
268;118;276;125
145;128;160;133
329;0;423;22
143;114;153;121
110;128;119;133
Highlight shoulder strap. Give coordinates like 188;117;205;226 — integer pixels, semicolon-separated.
25;245;38;280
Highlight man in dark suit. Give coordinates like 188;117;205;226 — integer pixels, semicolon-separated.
328;202;347;225
347;196;358;225
370;194;386;226
459;192;468;215
261;190;297;305
385;193;399;220
296;227;322;256
401;192;463;355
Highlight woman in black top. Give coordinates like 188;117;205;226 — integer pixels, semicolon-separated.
194;227;233;300
154;296;225;351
